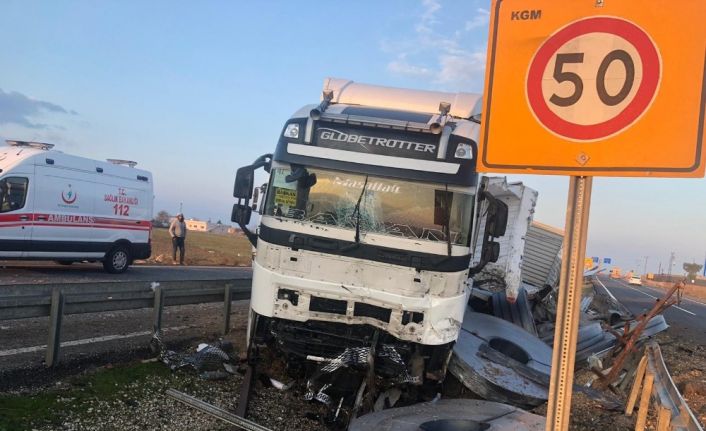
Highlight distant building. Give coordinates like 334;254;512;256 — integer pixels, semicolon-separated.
171;217;237;234
208;223;240;235
185;219;208;231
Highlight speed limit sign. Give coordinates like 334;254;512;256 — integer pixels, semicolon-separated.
478;0;706;177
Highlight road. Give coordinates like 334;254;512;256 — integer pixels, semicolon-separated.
594;275;706;345
0;261;252;284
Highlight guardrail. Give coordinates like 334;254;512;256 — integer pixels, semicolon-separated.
0;278;253;367
626;341;703;431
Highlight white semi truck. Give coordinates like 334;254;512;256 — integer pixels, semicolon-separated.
231;78;508;422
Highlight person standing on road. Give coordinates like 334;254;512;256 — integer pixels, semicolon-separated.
169;213;187;265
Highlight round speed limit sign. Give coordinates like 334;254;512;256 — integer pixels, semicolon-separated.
526;17;662;141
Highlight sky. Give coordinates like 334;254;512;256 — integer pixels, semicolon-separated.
0;0;704;274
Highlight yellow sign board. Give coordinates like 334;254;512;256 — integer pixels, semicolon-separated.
584;257;594;270
274;188;297;207
478;0;706;177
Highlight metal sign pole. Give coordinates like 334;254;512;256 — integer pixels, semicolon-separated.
545;175;593;431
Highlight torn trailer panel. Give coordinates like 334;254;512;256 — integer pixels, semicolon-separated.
471;178;538;301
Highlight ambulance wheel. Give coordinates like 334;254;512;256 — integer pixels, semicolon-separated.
103;246;131;273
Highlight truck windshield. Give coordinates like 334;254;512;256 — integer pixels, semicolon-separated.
264;167;474;246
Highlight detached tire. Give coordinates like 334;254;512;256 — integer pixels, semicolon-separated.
103;246;131;273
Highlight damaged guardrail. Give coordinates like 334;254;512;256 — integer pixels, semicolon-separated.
626;342;703;431
0;278;252;367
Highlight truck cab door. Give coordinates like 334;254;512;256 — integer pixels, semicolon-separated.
0;175;33;257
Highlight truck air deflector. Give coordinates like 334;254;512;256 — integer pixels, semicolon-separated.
287;144;460;174
259;224;471;272
340;106;433;124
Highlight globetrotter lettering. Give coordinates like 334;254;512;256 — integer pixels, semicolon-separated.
104;194;139;205
319;128;436;154
47;214;95;224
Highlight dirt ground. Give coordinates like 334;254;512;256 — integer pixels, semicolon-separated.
140;228;253;267
2;320;704;431
532;331;706;430
643;278;706;303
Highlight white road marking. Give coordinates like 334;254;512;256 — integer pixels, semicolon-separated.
614;279;697;316
594;277;619;302
679;296;706;307
639;284;706;308
0;325;192;357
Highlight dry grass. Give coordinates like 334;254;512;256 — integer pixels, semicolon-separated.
140;228;253;266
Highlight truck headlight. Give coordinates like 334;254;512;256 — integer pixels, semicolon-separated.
454;143;472;159
284;123;300;139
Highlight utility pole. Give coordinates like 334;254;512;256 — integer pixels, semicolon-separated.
643;256;648;275
179;202;183;214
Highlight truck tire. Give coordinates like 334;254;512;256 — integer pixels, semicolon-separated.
103;246;131;273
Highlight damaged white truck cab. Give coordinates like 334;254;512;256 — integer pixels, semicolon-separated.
232;78;507;408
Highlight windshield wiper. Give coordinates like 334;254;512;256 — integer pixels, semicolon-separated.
351;176;369;244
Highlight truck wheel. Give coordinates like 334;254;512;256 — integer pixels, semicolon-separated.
103;246;131;273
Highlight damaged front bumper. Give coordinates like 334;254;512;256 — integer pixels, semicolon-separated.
250;259;467;346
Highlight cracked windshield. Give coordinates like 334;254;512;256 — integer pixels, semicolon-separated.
265;167;474;245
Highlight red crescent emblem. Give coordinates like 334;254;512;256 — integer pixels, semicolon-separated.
61;190;77;204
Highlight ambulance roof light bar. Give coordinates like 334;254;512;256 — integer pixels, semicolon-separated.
106;159;138;168
6;140;55;150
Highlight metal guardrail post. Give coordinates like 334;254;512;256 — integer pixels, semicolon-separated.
635;371;655;431
626;355;648;416
45;287;65;367
656;405;671;431
153;284;165;333
223;284;233;335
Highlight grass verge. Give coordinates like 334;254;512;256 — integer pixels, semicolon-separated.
0;362;170;431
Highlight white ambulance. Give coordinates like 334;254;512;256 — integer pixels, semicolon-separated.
0;140;153;273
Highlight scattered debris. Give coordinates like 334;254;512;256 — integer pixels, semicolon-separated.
269;377;294;391
166;388;273;431
349;399;545;430
594;281;683;389
151;332;237;380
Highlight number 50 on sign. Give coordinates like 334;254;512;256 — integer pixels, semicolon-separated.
478;0;706;177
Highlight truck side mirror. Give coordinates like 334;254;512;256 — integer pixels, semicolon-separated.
231;203;252;226
252;187;260;212
488;200;508;237
234;166;255;199
482;241;501;263
303;173;317;188
468;193;508;275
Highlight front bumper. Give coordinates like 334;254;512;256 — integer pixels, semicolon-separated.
250;260;468;345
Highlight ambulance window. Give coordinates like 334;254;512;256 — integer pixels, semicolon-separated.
0;177;29;213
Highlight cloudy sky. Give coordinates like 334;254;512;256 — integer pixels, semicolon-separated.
0;0;704;273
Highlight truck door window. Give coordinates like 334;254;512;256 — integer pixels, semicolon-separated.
0;177;29;213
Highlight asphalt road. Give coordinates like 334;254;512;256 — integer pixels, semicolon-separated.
0;261;252;285
594;275;706;345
